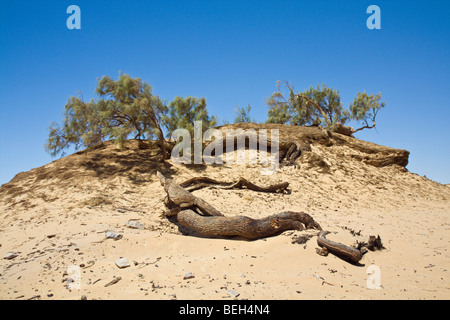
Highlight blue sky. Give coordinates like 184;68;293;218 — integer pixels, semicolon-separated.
0;0;449;185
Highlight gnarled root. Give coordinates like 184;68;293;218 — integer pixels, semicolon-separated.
177;210;321;240
180;176;289;193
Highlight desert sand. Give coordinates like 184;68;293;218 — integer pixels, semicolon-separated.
0;125;449;300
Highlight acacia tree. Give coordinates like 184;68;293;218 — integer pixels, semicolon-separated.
163;96;217;138
266;81;385;135
234;104;254;123
349;91;385;133
45;73;169;159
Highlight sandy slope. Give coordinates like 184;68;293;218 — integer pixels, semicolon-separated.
0;136;449;300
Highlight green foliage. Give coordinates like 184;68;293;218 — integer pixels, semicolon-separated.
45;73;168;157
349;91;385;133
163;96;217;138
234;104;254;123
266;81;348;128
266;81;385;134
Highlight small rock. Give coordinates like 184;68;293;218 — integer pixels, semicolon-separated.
116;208;127;213
183;272;195;280
227;289;240;298
115;257;130;269
104;277;122;287
3;252;19;260
126;220;145;230
105;230;123;240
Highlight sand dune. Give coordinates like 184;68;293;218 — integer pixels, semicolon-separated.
0;126;449;300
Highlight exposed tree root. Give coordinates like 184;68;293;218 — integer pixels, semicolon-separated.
157;171;381;265
177;210;321;240
179;176;289;193
157;172;321;239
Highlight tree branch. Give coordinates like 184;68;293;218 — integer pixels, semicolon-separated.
297;94;330;127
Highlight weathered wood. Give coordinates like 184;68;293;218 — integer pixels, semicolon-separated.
177;210;321;240
215;123;409;168
180;176;289;193
157;171;223;217
157;172;321;240
317;230;363;264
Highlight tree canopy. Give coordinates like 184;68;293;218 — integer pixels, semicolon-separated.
234;104;254;124
45;73;221;159
266;81;385;135
45;73;169;158
46;73;387;161
163;96;217;138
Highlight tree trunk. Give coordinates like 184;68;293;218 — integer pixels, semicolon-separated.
176;210;321;239
156;122;167;161
157;172;321;240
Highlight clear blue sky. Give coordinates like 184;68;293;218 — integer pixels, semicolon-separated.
1;0;449;185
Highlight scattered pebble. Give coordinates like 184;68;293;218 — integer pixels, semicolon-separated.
227;289;240;298
105;230;123;240
183;272;195;280
126;220;145;230
3;252;19;260
115;257;131;269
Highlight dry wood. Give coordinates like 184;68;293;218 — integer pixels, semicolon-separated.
176;210;321;240
157;172;374;264
317;230;363;264
157;172;321;239
179;176;289;193
157;171;223;217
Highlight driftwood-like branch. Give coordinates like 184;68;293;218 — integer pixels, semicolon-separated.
157;171;223;217
177;210;321;240
317;231;363;264
157;172;381;264
180;176;289;193
157;172;321;239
